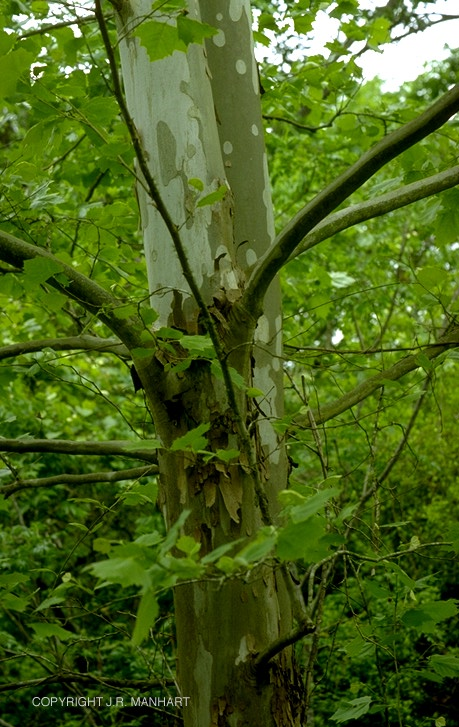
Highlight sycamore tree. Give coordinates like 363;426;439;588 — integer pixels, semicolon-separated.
1;1;459;726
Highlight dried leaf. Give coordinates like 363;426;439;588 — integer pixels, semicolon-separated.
219;478;242;523
204;481;217;508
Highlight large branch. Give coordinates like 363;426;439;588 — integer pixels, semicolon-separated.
0;231;169;429
0;230;142;349
287;165;459;261
242;84;459;313
299;324;459;427
1;465;157;497
0;335;129;361
0;438;157;462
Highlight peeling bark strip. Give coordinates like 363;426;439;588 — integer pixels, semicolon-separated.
112;2;301;725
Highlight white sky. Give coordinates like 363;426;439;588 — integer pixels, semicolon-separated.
311;0;459;89
362;12;459;87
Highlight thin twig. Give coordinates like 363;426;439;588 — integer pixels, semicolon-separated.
0;672;171;694
19;14;99;39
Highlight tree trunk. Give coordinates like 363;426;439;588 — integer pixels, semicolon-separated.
115;2;303;724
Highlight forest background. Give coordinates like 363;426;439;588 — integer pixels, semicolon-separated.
1;1;459;726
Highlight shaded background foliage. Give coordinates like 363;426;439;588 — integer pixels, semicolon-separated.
1;1;459;725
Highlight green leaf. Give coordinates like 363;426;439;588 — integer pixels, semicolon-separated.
197;185;227;208
92;537;113;554
131;347;154;359
416;266;448;291
31;1;49;15
215;448;240;462
421;599;458;621
1;592;31;612
429;654;459;678
134;20;186;62
277;517;329;561
12;160;38;182
0;48;34;99
176;535;201;557
216;555;239;575
201;539;243;565
34;591;69;612
188;177;204;191
0;30;17;55
113;304;138;319
87;557;150;588
156;327;183;340
0;572;29;590
176;16;217;45
415;352;433;373
181;334;214;357
401;599;458;632
23;257;62;287
211;361;247;390
135;532;163;547
252;29;271;47
81;96;120;127
289;487;340;523
435;208;459;246
383;561;416;589
247;387;265;397
293;15;313;34
170;423;210;452
258;13;278;31
131;588;159;647
237;527;277;564
160;510;190;554
161;553;204;579
140;307;159;325
30;622;77;641
368;17;390;47
343;635;375;659
331;696;372;723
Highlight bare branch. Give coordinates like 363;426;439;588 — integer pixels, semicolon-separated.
298;324;459;427
0;438;157;463
0;718;15;727
0;335;129;361
0;672;171;694
378;376;430;486
301;541;450;589
1;465;157;497
262;111;340;133
242;84;459;313
19;14;98;39
287;165;459;261
344;376;430;536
